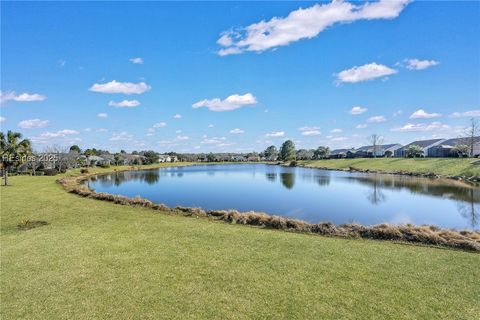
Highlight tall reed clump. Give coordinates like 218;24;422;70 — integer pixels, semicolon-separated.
57;174;480;252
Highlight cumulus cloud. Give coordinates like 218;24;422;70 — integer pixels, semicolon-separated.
367;115;387;123
266;131;285;138
173;114;182;119
208;124;214;128
356;124;368;129
153;122;167;128
201;136;227;144
298;126;321;136
0;116;5;123
30;129;80;144
230;128;245;134
450;110;480;118
349;106;368;115
1;91;46;103
391;122;450;132
403;58;439;70
129;57;144;64
336;63;397;83
97;113;108;118
89;80;151;94
217;0;409;55
176;135;190;140
110;131;133;141
192;93;257;112
18;119;50;129
108;100;141;108
330;128;343;133
409;109;441;119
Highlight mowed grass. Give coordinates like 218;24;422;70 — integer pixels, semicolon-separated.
301;158;480;177
1;171;479;319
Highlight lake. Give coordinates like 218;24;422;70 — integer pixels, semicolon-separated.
87;164;479;231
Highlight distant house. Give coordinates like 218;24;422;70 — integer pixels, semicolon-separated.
330;149;354;159
122;154;146;165
428;137;480;157
232;155;247;162
88;155;111;166
355;144;402;158
395;139;445;157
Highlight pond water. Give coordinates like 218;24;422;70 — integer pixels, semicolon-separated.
87;164;479;230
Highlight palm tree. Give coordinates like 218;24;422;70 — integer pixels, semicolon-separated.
0;131;32;186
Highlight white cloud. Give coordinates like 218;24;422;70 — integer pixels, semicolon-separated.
0;116;5;123
97;113;108;118
349;106;367;115
367;115;387;123
129;57;144;64
110;131;133;141
89;80;151;94
217;0;409;55
201;136;227;144
391;122;450;132
1;91;46;103
266;131;285;138
330;128;343;133
173;114;182;119
230;128;245;134
193;93;257;112
409;109;441;119
108;100;141;108
18;119;50;129
97;128;108;132
404;58;439;70
153;122;167;128
37;129;79;139
450;110;480;118
356;124;368;129
393;110;403;117
299;126;321;136
336;63;397;84
84;128;92;132
176;135;190;140
208;124;214;128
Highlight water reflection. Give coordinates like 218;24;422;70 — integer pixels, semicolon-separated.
280;173;295;189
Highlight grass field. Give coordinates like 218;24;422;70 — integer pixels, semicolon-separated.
301;158;480;177
1;165;479;319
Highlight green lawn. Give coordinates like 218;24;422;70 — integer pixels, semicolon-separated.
301;158;480;177
1;168;479;319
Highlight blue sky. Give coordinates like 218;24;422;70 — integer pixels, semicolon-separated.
1;1;479;152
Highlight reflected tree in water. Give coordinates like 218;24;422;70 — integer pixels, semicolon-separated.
280;173;295;189
265;172;277;182
316;175;331;187
456;189;479;230
366;177;387;205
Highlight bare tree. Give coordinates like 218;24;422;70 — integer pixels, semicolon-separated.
463;118;480;157
368;134;384;158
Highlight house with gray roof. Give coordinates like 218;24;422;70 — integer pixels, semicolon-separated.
355;144;402;158
395;139;446;157
427;137;480;157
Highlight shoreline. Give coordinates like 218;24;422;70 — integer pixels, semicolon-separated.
57;164;480;252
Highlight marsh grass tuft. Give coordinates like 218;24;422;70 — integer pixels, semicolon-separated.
17;219;48;231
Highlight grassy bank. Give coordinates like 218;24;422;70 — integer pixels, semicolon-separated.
301;158;480;178
1;166;479;319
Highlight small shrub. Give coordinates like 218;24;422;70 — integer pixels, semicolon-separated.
289;160;297;167
17;219;49;231
43;168;58;176
80;168;89;174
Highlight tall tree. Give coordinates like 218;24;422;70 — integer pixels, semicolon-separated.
314;146;330;159
368;134;384;158
405;144;424;158
69;145;81;153
0;131;32;185
462;118;480;157
263;145;279;161
279;140;296;162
